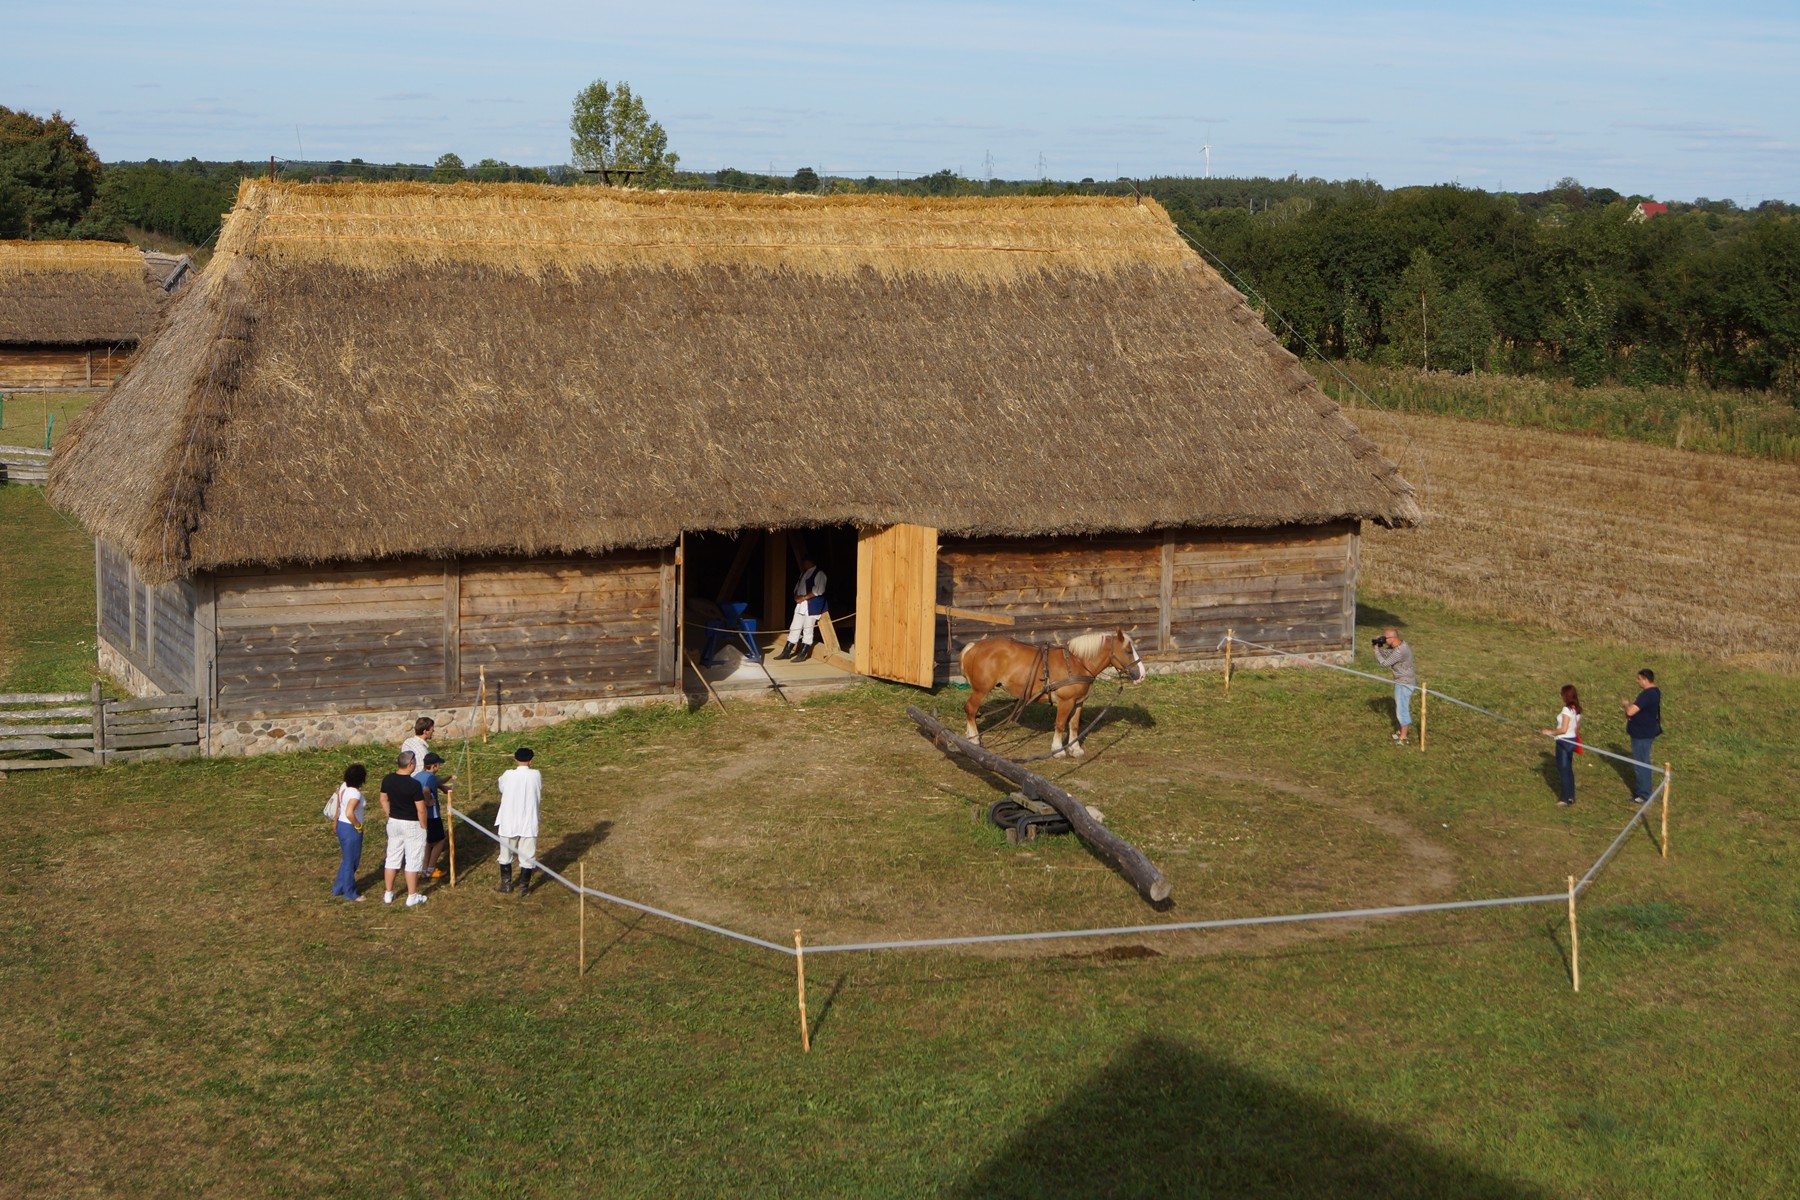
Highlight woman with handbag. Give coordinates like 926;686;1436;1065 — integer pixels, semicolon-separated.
327;763;369;901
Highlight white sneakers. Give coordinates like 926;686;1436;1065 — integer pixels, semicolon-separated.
405;893;429;908
384;891;395;904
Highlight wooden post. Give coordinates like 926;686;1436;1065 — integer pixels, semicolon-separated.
1223;628;1233;697
1662;763;1671;859
1567;874;1580;993
1419;682;1428;753
445;785;457;887
794;929;811;1053
89;680;106;767
579;862;586;976
477;665;488;743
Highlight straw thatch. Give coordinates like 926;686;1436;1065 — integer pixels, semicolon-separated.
50;181;1418;584
0;241;175;345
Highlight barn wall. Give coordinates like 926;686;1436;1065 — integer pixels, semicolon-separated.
96;538;198;696
0;344;130;390
931;524;1357;675
210;550;676;721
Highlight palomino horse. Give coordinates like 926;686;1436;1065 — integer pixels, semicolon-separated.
959;628;1146;759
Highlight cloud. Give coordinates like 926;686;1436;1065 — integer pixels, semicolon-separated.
376;92;432;102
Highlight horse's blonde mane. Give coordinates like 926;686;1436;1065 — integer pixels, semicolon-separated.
1067;631;1110;660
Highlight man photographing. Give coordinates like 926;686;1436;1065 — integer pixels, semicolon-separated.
1373;627;1417;745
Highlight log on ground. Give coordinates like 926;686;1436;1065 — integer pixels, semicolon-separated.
905;704;1171;905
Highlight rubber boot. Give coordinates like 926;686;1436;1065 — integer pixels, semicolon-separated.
496;863;514;894
774;640;796;661
516;867;535;896
795;640;814;662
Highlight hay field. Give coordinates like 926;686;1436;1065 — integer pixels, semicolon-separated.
1358;410;1800;672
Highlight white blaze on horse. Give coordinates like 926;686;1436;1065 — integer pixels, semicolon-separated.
958;628;1146;759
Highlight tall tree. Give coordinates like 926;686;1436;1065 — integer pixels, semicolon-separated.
569;79;679;187
0;107;104;237
1381;248;1448;371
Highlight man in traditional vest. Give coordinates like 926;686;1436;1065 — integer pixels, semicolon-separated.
775;556;827;663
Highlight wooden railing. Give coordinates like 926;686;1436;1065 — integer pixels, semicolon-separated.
0;446;52;487
0;684;199;772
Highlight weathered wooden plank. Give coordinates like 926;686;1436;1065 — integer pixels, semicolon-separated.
0;706;90;719
442;561;461;699
0;692;87;704
107;744;200;763
106;729;201;750
461;622;659;647
105;711;199;729
0;736;97;751
103;694;198;713
216;581;444;608
0;722;96;737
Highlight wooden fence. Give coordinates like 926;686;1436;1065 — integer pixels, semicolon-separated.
0;446;52;486
0;684;200;772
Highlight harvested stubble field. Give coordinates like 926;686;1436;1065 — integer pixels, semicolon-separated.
1356;408;1800;673
4;477;1800;1197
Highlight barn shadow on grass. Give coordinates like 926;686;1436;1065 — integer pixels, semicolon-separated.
952;1035;1546;1200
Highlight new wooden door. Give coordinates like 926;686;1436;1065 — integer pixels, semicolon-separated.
854;524;938;687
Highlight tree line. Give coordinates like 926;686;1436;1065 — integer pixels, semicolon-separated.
6;99;1794;394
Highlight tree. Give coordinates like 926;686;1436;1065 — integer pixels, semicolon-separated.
432;153;465;183
569;79;678;187
0;107;104;237
790;166;819;193
1380;248;1448;370
1436;282;1497;373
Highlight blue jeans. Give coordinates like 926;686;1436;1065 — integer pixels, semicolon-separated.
1555;739;1576;802
1394;684;1415;729
1630;735;1658;800
333;822;363;898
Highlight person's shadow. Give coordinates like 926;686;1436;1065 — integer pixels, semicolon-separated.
1537;750;1563;800
538;819;614;874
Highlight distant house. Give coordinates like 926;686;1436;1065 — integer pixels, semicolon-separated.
1630;201;1670;222
0;241;192;390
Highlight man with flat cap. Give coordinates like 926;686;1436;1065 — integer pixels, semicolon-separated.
495;746;542;895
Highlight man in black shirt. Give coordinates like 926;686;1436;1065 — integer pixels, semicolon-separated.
380;751;430;908
1621;668;1663;804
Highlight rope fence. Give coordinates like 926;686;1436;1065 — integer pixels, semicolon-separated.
440;639;1673;1047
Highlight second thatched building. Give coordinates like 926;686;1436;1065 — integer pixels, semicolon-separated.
49;181;1416;755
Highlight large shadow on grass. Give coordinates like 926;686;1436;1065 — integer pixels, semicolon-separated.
953;1035;1545;1199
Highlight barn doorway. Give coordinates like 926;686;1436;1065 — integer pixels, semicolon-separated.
683;525;860;685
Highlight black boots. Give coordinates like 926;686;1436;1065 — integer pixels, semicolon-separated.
775;641;797;661
517;867;535;896
794;641;814;662
496;863;514;894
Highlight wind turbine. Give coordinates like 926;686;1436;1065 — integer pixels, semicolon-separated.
1200;136;1212;179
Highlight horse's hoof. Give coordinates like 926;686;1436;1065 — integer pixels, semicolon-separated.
1052;750;1067;760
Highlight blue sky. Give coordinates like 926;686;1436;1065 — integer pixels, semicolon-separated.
4;0;1796;201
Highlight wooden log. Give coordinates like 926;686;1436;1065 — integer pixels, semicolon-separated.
1568;875;1580;993
933;605;1015;625
906;705;1171;905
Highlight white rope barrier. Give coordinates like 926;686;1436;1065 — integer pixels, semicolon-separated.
1218;635;1669;780
448;774;1661;959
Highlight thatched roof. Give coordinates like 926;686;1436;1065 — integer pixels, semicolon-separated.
0;241;179;346
50;181;1418;583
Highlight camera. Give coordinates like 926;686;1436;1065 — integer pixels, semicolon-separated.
1371;636;1387;648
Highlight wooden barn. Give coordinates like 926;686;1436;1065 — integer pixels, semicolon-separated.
47;181;1417;755
0;241;191;390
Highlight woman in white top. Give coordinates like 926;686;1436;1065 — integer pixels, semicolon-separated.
328;763;369;901
1541;685;1583;808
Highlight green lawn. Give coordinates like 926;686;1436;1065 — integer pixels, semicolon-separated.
1;485;1797;1197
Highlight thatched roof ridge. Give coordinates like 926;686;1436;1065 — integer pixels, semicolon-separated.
0;240;174;345
50;181;1418;583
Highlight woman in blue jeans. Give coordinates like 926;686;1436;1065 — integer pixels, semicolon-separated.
328;763;369;901
1541;686;1582;808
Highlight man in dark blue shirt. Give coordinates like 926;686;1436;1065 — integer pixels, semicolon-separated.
1621;668;1663;803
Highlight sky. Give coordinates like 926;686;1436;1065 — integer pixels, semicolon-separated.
4;0;1797;202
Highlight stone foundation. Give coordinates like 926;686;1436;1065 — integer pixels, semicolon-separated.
206;690;687;758
98;637;170;697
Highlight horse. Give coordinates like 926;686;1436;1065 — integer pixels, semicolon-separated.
958;627;1146;759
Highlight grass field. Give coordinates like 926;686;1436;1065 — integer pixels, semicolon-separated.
2;475;1798;1196
0;390;98;451
1317;363;1800;463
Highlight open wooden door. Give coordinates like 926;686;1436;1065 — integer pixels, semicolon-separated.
854;524;938;687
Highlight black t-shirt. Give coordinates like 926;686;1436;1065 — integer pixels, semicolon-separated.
381;773;425;822
1626;687;1663;738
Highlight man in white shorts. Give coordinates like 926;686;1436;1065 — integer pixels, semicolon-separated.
380;751;430;908
495;747;542;896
